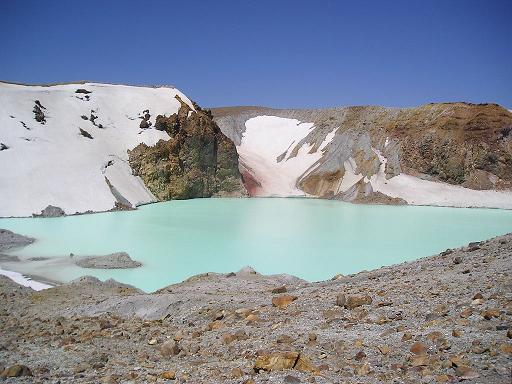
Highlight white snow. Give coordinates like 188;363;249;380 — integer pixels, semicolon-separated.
0;267;52;290
0;82;194;217
237;116;336;196
369;148;512;209
336;158;364;193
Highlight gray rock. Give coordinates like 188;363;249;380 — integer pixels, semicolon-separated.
0;229;34;251
74;252;142;269
35;205;65;217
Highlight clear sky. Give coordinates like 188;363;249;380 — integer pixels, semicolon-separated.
1;0;511;109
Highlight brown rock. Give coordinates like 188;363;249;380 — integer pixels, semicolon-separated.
378;345;390;355
448;355;466;367
453;256;462;264
254;351;299;371
460;308;472;318
231;368;244;378
410;341;428;355
455;366;479;380
345;294;372;309
401;332;413;342
276;334;295;344
161;371;176;380
221;333;237;344
335;293;346;307
481;309;500;320
426;331;443;342
284;375;301;383
208;320;224;330
435;374;453;383
1;365;32;377
452;329;462;338
159;340;180;357
271;286;287;294
354;363;370;376
307;333;317;346
410;355;429;367
294;354;318;374
139;119;150;129
272;295;298;309
245;313;260;323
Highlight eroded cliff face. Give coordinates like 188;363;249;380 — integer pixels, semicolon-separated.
296;103;512;196
213;103;512;208
129;97;246;200
386;103;512;190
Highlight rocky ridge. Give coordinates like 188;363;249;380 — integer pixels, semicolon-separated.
0;234;511;383
129;97;246;200
213;103;512;206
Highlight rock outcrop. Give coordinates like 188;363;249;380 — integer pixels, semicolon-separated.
74;252;142;269
129;96;246;200
0;229;34;251
34;205;66;217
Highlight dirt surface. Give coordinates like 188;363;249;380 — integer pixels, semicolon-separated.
0;234;511;383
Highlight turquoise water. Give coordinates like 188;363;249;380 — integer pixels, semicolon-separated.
1;198;512;292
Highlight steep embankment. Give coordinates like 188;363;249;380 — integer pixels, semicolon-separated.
213;104;512;208
0;82;245;217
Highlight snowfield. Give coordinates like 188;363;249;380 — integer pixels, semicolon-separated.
237;116;336;196
0;82;194;217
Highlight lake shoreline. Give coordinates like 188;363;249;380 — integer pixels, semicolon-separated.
2;193;512;220
1;196;512;292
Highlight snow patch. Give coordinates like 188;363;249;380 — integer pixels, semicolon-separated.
0;267;52;291
237;116;336;196
370;148;512;209
336;158;364;193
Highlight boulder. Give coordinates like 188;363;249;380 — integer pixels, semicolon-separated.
272;295;298;309
0;365;32;377
344;294;372;309
254;351;298;371
35;205;65;217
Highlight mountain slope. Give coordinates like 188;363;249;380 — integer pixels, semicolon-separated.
213;103;512;209
0;82;245;217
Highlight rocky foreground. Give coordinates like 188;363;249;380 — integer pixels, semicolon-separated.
1;236;511;383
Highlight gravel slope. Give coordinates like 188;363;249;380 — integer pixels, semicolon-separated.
0;234;511;383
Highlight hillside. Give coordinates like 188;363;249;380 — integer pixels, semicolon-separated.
0;82;245;217
213;104;512;208
0;232;511;383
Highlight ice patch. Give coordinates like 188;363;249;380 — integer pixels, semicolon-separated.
0;267;52;291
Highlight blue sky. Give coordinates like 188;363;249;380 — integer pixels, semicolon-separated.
1;0;511;108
